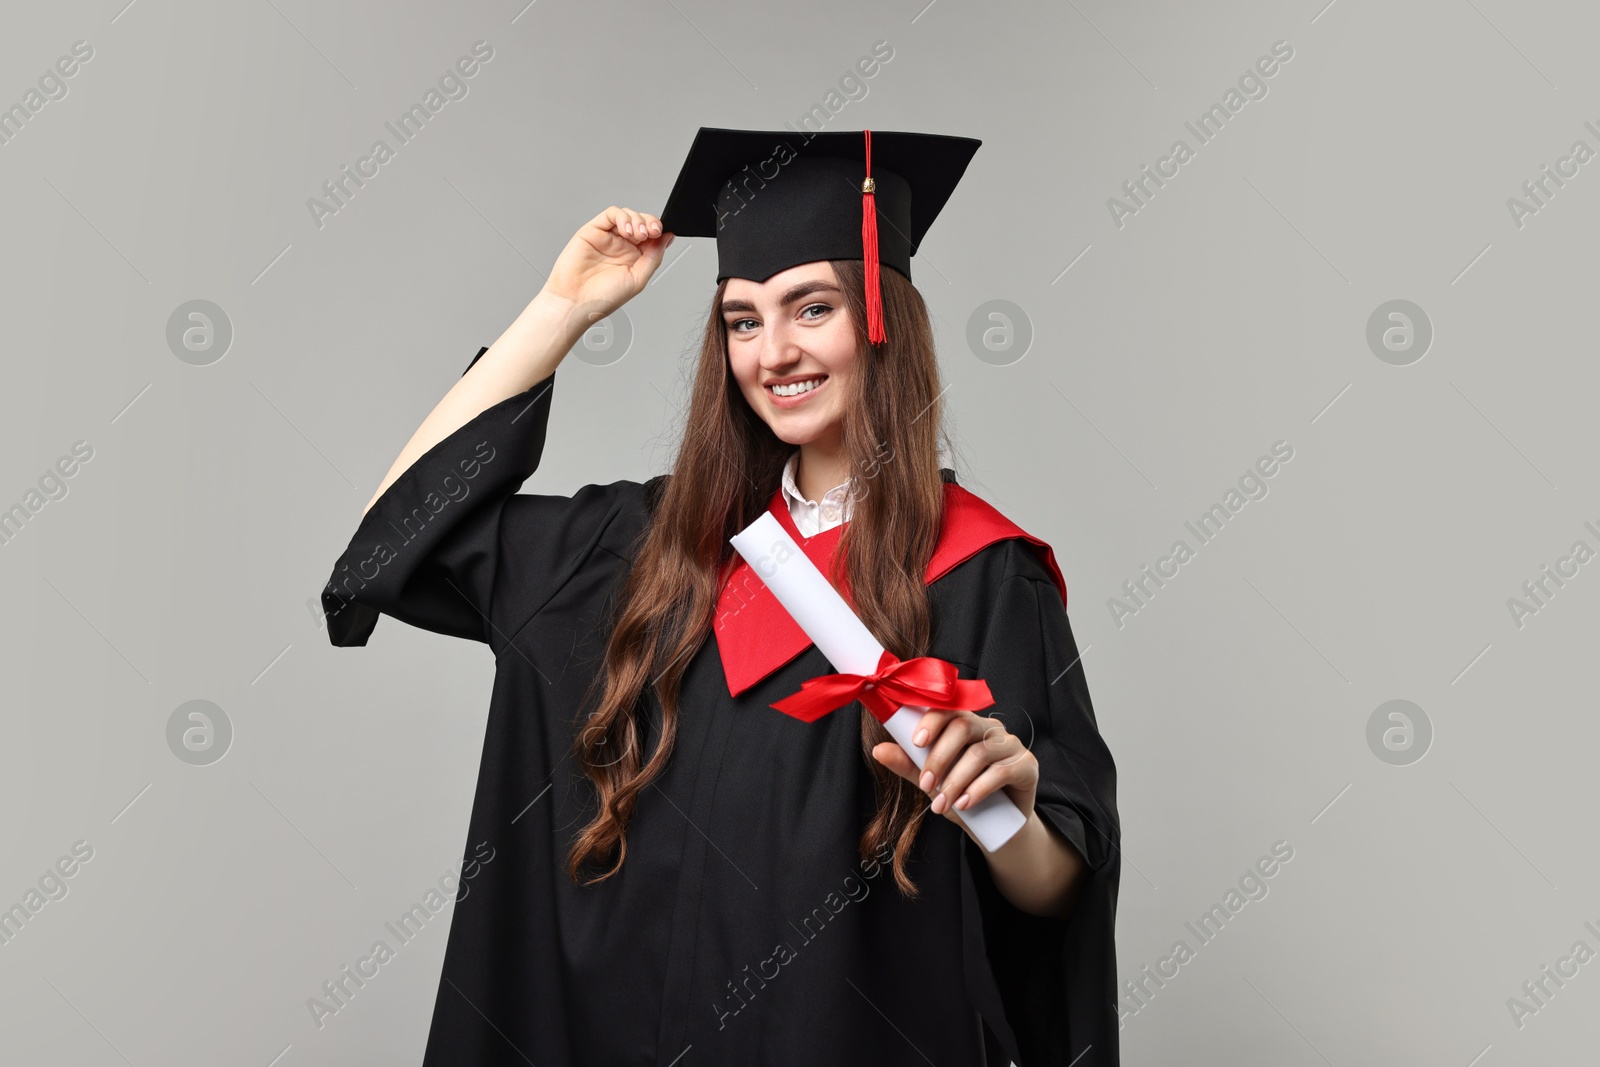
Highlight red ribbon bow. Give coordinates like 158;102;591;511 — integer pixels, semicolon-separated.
770;649;995;724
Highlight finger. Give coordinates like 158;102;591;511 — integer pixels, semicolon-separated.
976;719;1014;756
951;753;1032;811
912;708;955;749
932;736;1005;814
957;726;1028;804
920;714;983;794
871;741;919;783
644;222;673;256
604;206;638;239
633;231;673;281
594;207;637;248
626;208;650;241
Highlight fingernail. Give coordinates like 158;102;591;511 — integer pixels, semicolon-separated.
919;771;933;792
955;792;970;810
931;794;946;814
913;729;928;746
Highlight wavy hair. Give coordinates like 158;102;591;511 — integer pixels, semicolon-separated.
565;258;952;897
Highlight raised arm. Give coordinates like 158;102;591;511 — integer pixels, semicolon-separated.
362;206;674;515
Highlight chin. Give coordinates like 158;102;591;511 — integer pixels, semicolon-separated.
766;423;808;444
775;419;840;446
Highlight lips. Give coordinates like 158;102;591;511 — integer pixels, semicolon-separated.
765;374;829;406
764;374;828;390
768;374;832;395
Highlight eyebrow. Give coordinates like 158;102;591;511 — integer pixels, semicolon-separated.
721;281;842;316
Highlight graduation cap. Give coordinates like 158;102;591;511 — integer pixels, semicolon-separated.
658;127;981;345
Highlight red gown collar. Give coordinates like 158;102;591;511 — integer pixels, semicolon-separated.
711;481;1067;698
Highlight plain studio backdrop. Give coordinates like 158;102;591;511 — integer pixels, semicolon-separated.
2;0;1597;1063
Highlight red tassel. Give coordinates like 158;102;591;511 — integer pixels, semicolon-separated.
861;129;887;345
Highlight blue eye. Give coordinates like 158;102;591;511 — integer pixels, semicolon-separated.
727;303;831;334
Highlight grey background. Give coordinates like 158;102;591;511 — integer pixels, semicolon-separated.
2;0;1596;1064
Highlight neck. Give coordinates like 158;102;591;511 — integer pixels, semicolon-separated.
795;433;849;504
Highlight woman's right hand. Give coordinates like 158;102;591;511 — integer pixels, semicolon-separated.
539;206;674;326
363;211;671;515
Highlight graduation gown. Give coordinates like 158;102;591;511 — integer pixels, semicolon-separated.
320;347;1122;1066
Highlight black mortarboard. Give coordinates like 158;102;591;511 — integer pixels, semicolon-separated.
658;127;981;344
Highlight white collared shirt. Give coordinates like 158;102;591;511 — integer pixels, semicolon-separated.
781;450;855;536
779;448;955;534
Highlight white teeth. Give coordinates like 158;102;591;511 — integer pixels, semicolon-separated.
770;377;824;397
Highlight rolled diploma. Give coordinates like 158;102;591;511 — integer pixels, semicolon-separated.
730;512;1027;853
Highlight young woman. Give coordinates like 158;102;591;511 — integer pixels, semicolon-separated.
322;130;1120;1066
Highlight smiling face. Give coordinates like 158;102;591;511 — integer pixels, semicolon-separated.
723;261;859;449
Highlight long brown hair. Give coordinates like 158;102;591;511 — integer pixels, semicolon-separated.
565;258;951;896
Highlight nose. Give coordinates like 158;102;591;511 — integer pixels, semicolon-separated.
758;316;803;370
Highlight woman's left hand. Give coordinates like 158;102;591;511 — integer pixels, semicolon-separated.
871;709;1037;833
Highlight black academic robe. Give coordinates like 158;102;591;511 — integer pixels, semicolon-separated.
320;347;1122;1066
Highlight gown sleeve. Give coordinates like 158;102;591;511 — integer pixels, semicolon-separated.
959;556;1122;1067
320;347;629;654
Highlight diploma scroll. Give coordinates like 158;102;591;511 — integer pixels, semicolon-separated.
730;512;1027;852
